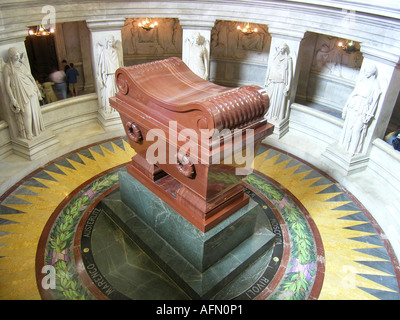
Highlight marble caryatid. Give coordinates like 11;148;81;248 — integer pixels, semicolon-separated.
340;63;381;155
3;47;45;140
97;34;123;113
185;32;209;80
264;42;293;121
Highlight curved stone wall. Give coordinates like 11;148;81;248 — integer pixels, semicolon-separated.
0;0;399;259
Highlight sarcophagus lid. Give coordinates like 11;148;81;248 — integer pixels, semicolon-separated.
112;57;269;138
110;57;274;232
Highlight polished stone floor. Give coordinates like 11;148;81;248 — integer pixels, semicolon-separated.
0;137;399;300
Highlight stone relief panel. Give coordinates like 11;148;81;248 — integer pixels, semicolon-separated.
210;20;270;61
209;20;270;87
311;34;363;80
303;33;364;114
121;18;182;65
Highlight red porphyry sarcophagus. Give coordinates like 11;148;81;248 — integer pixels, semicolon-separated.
110;57;273;232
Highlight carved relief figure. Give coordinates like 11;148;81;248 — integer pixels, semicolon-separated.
340;64;381;155
97;35;123;113
2;47;45;140
238;28;266;52
157;18;182;53
122;18;182;57
314;43;331;71
264;42;293;121
122;19;138;55
312;35;363;79
210;23;227;57
185;33;209;80
211;21;269;60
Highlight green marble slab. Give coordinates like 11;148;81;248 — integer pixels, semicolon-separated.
101;170;275;299
118;170;269;272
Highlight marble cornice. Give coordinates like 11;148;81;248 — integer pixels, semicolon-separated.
0;0;399;58
283;0;400;20
361;43;400;67
178;18;216;30
86;18;126;32
0;27;27;45
267;26;306;41
1;0;400;18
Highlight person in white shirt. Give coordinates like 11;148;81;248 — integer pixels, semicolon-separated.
49;69;67;99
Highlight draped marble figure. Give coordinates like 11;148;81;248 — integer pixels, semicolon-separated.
340;64;381;155
97;35;123;113
185;33;209;80
3;47;45;140
264;42;293;121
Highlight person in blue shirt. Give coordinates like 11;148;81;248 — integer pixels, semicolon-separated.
66;63;79;96
385;131;400;151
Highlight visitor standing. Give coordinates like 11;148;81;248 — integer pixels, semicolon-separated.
62;59;71;96
49;68;67;99
36;80;46;105
42;82;58;103
66;63;79;96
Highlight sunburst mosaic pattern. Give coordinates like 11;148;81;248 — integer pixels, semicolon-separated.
0;139;135;299
253;146;400;300
0;138;399;300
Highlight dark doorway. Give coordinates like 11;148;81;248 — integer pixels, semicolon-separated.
25;31;58;83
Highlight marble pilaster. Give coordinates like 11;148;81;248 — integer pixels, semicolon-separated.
86;18;125;131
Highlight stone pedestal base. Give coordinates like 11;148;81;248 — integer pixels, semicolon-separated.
11;130;59;160
267;117;289;139
322;143;369;176
100;170;275;299
97;110;122;131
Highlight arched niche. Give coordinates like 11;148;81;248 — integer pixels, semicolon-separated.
121;17;182;66
23;21;95;98
209;20;270;88
386;93;400;137
24;29;58;84
53;21;95;95
296;31;363;118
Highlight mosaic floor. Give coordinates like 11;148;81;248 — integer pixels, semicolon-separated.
0;137;399;300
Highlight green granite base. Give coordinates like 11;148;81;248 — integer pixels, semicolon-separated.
100;170;275;299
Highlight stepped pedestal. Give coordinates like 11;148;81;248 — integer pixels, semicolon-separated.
100;170;275;299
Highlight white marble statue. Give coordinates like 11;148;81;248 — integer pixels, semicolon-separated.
185;32;209;80
2;47;45;140
97;35;123;113
264;42;293;121
340;63;381;155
